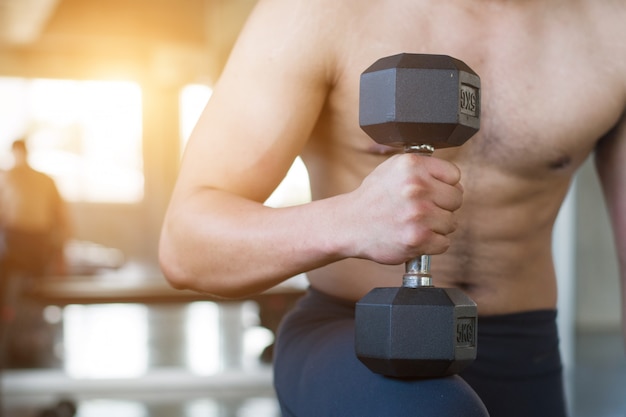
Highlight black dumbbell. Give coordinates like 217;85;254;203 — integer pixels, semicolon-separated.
355;53;481;378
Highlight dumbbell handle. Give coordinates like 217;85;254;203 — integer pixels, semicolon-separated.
402;144;435;288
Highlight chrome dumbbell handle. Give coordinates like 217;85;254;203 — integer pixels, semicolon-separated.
402;144;434;288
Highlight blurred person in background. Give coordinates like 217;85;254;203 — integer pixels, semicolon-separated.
0;138;71;367
0;138;70;282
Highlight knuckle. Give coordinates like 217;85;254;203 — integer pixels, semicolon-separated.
399;224;425;249
400;182;429;201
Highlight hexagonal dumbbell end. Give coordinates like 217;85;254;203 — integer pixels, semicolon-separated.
359;53;480;148
355;287;477;378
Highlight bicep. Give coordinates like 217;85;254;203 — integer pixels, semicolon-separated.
175;0;332;204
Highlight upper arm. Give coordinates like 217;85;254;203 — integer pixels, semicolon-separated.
595;112;626;274
174;0;336;204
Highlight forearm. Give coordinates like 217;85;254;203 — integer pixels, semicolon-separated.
160;154;463;298
159;189;352;298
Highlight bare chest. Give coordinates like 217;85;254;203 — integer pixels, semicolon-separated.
459;56;618;178
314;3;625;184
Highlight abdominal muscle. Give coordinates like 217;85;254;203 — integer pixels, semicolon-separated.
307;241;558;316
306;183;562;316
301;123;572;316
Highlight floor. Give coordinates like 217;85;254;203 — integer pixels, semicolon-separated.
1;302;625;417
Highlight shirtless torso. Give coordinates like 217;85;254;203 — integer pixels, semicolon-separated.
160;0;626;319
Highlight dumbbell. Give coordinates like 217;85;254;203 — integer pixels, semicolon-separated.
355;53;481;378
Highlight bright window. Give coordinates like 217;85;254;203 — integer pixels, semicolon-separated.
179;83;212;154
0;77;143;203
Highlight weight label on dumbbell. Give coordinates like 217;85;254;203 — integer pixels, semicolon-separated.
460;84;478;117
456;317;476;347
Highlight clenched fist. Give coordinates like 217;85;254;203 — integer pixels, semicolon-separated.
346;153;463;265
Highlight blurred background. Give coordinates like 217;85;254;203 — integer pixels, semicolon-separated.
0;1;623;416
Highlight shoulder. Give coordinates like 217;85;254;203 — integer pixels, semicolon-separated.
226;0;367;83
246;0;364;31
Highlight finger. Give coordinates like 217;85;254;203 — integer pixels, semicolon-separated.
402;205;458;245
431;208;459;236
413;229;452;256
424;156;462;186
432;182;464;212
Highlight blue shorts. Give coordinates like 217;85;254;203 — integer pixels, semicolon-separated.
274;287;567;417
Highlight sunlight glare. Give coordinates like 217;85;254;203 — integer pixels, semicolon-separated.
0;77;143;203
179;84;212;152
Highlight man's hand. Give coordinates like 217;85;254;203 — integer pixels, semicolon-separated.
346;153;463;265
